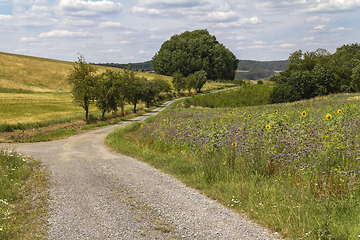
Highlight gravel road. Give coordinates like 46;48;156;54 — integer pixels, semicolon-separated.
1;98;281;239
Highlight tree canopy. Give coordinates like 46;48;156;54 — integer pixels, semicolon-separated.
68;54;99;121
152;29;239;80
270;43;360;103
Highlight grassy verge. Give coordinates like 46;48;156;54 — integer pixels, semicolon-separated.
107;93;360;239
0;150;49;239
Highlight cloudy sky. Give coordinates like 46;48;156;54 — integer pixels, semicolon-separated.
0;0;359;63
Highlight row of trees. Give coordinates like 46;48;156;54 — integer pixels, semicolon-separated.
68;55;171;121
270;44;360;103
172;70;208;93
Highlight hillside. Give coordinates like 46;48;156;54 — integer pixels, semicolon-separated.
0;52;170;93
96;60;288;72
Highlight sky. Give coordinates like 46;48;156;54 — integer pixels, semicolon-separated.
0;0;359;64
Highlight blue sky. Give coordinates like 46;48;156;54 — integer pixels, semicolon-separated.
0;0;359;63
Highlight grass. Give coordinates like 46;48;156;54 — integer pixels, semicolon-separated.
184;83;272;108
0;51;172;93
107;92;360;240
0;150;49;239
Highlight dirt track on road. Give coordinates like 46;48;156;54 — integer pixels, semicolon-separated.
1;98;280;239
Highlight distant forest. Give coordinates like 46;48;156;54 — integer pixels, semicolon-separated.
97;61;154;72
96;59;288;80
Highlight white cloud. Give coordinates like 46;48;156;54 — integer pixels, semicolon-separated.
334;27;352;31
192;10;240;22
214;17;262;28
135;0;206;9
39;29;95;38
305;0;360;13
20;37;40;43
60;19;96;27
56;0;123;17
305;16;334;23
280;43;297;48
0;14;13;21
254;40;266;44
99;21;123;28
314;25;326;30
302;37;314;41
236;36;245;40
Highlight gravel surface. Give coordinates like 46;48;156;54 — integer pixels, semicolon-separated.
1;99;281;239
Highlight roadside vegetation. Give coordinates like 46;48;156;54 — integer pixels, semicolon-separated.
107;91;360;239
184;83;272;108
0;150;49;239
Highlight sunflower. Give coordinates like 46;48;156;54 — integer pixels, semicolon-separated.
274;110;278;114
265;124;271;130
248;114;252;118
232;142;237;148
326;114;332;120
302;111;307;117
337;109;342;115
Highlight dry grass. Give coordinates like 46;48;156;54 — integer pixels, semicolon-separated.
0;93;87;124
0;52;172;93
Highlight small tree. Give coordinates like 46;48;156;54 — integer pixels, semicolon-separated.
96;70;124;119
185;75;195;93
68;54;99;122
123;68;143;113
172;70;186;93
192;70;207;93
153;76;172;93
140;78;161;108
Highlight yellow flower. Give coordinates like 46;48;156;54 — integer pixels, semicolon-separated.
176;124;180;127
307;107;310;111
164;119;166;122
326;114;332;120
302;111;307;117
154;122;157;124
274;110;278;114
232;142;237;148
140;124;144;128
248;114;252;118
337;109;342;115
265;124;271;130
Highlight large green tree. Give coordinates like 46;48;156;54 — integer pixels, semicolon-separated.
152;29;239;80
68;54;99;121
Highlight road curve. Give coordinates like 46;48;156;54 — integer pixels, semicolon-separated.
1;97;280;239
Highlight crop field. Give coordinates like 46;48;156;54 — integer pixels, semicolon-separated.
108;93;360;239
0;52;172;93
0;93;88;124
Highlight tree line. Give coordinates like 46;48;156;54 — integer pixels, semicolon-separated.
68;55;172;121
270;44;360;103
68;55;209;121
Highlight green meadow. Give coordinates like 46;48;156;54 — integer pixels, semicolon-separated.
107;87;360;240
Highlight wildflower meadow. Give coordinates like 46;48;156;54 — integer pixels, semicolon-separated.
108;93;360;239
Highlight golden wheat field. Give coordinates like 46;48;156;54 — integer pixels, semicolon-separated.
0;52;228;124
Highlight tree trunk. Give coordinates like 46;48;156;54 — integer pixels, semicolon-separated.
101;110;106;120
120;105;124;117
133;101;137;113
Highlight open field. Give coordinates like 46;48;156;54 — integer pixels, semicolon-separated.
108;92;360;239
0;93;86;124
0;52;172;93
